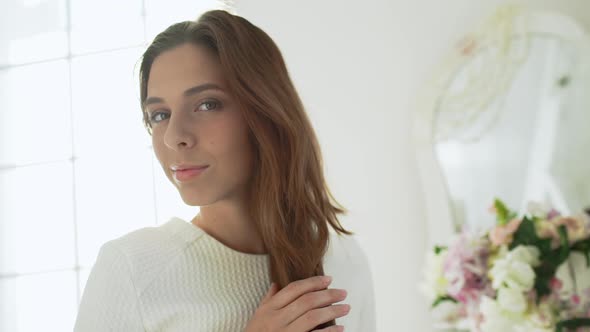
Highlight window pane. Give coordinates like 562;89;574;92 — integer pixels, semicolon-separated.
70;0;144;54
151;149;199;225
71;47;150;158
0;0;68;66
75;149;155;267
144;0;219;43
77;268;89;301
0;271;78;332
0;162;76;275
0;60;72;166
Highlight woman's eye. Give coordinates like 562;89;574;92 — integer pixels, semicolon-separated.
150;111;169;123
197;100;220;112
149;100;219;124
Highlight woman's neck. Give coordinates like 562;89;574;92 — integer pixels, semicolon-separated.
193;203;267;255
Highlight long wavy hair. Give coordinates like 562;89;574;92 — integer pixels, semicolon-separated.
138;9;352;326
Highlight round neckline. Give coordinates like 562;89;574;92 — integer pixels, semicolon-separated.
169;217;270;260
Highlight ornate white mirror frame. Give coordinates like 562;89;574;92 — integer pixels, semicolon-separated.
412;5;590;247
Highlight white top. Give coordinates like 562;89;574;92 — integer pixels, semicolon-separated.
74;217;376;331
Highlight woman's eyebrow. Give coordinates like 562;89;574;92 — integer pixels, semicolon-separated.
183;83;224;97
144;83;224;108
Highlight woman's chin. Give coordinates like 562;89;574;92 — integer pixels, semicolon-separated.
182;196;207;206
177;191;206;206
178;190;220;207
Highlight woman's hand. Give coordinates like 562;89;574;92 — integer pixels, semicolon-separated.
244;276;349;332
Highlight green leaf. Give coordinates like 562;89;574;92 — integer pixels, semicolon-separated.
431;295;457;308
556;225;569;263
509;216;551;254
533;266;553;299
571;237;590;267
434;245;447;255
556;318;590;332
493;198;513;226
510;219;569;299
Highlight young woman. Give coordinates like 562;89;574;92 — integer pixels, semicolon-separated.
74;9;375;331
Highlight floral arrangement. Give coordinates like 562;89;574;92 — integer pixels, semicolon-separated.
421;199;590;332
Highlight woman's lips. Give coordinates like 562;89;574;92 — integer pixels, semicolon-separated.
173;166;208;182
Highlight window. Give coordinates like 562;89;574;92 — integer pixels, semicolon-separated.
0;0;221;330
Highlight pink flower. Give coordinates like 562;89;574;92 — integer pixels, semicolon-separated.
538;215;590;247
550;277;563;291
547;208;561;219
442;232;492;309
555;216;589;243
572;294;581;305
489;218;522;246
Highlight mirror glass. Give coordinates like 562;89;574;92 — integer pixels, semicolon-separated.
434;30;590;229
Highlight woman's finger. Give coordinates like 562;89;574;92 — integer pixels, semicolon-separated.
313;325;344;332
261;283;279;305
270;276;332;309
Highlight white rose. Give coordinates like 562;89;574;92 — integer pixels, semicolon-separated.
480;296;519;332
420;250;448;301
497;287;527;314
490;245;540;291
431;300;461;323
514;316;554;332
523;300;556;331
509;246;541;266
514;324;553;332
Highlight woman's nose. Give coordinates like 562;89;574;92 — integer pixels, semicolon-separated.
163;114;196;151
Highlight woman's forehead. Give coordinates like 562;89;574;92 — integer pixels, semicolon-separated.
147;44;225;98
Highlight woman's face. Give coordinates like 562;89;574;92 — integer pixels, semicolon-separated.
145;43;255;206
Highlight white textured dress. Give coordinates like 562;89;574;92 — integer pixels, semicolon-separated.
74;217;375;331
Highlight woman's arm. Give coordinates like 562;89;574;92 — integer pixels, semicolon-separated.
324;233;377;331
74;241;145;331
359;253;377;331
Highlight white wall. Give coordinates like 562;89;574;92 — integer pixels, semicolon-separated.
234;1;590;331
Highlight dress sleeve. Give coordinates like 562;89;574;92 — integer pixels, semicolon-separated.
359;252;377;331
74;241;145;332
327;233;378;331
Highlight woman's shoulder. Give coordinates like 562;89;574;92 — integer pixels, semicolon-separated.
108;217;201;251
324;230;376;330
76;218;197;331
323;230;373;287
96;217;205;291
325;230;371;269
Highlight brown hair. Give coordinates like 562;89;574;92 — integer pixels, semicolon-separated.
138;9;352;327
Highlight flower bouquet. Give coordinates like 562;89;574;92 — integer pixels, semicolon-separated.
420;199;590;332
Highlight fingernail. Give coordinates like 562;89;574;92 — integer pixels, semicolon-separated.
323;275;332;283
337;325;345;332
